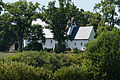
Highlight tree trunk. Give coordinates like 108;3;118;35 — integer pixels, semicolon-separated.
18;35;23;52
111;10;115;27
18;29;23;52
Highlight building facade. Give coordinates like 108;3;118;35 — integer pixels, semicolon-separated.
24;19;95;51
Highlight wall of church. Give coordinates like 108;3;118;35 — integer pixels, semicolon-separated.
67;40;88;51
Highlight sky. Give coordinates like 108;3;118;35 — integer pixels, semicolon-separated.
3;0;102;12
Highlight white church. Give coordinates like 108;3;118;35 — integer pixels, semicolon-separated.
24;19;95;51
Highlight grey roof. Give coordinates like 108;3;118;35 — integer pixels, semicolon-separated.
32;19;94;39
74;26;94;40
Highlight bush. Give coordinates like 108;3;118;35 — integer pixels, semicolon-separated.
84;28;120;80
44;48;53;52
73;48;79;54
54;43;65;53
0;61;53;80
54;65;85;80
1;51;82;72
65;47;71;51
24;41;43;51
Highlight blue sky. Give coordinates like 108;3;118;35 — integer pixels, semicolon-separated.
3;0;102;12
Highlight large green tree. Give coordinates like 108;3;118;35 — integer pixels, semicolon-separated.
85;28;120;80
4;0;40;52
0;0;3;14
0;13;16;52
42;0;80;53
94;0;118;27
83;11;101;32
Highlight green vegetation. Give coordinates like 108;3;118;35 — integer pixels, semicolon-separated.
0;51;83;80
1;28;120;80
0;0;120;79
0;28;120;80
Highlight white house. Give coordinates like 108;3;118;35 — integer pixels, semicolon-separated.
24;19;95;51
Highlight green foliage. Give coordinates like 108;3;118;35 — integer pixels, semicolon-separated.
0;0;3;14
24;41;43;51
95;25;112;37
27;25;46;43
83;11;101;32
94;0;118;27
0;13;16;52
65;47;71;51
73;48;79;54
54;65;85;80
85;28;120;80
54;43;65;53
42;0;82;53
0;61;52;80
4;0;40;52
1;51;82;72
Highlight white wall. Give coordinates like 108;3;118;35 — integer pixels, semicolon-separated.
24;39;89;51
24;39;57;49
67;40;88;51
42;39;57;49
89;29;95;41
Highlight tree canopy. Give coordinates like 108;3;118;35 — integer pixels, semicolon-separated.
94;0;119;27
4;0;40;52
42;0;83;53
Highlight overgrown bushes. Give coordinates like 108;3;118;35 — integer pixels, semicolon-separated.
84;28;120;80
0;61;52;80
0;51;83;80
54;65;85;80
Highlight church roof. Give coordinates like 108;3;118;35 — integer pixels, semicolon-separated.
72;26;94;40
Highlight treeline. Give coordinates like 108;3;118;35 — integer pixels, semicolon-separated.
0;0;120;52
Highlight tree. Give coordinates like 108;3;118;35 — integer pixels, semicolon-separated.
0;0;3;14
115;0;120;26
4;0;40;52
94;0;118;27
85;28;120;79
83;11;101;32
0;13;16;52
42;0;80;53
24;24;46;51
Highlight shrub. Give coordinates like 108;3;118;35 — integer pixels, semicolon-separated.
85;28;120;80
54;65;85;80
65;47;71;51
0;61;53;80
1;51;81;72
73;48;79;54
54;43;65;53
44;48;53;52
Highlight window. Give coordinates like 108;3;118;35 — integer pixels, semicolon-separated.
51;40;52;43
75;43;76;46
81;42;83;46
